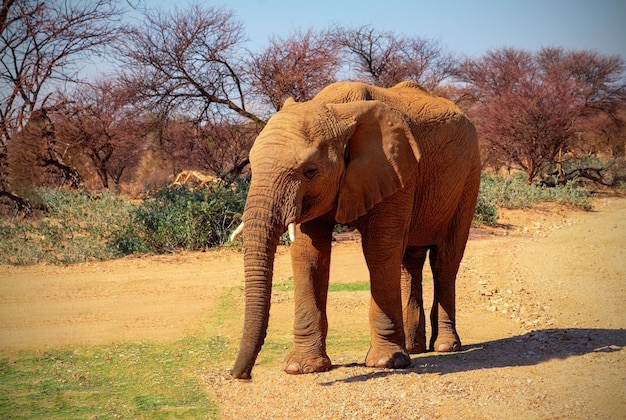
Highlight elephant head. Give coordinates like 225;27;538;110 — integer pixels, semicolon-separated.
231;98;420;379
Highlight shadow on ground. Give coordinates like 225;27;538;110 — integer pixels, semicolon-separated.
320;328;625;384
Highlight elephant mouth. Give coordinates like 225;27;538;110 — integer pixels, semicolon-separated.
296;196;335;227
300;196;316;221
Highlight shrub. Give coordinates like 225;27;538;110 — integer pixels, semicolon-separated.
473;172;592;226
478;172;590;210
0;188;134;264
473;193;499;226
541;180;592;210
112;179;248;255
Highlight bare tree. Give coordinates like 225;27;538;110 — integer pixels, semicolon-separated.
247;29;341;112
0;0;16;33
457;48;626;183
333;25;403;87
54;79;146;190
0;0;125;207
193;118;258;180
398;37;458;92
4;109;80;210
556;49;626;120
119;3;264;126
333;25;456;90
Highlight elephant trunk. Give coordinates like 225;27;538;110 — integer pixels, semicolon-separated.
231;181;295;379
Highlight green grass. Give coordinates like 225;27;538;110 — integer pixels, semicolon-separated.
274;277;432;293
329;282;370;292
479;172;591;210
273;278;371;292
0;338;224;419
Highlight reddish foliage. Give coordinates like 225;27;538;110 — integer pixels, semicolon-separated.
54;80;147;190
248;29;341;112
458;48;626;182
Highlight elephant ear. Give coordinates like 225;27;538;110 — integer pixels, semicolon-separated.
327;100;421;224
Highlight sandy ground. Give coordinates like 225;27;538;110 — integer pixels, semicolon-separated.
1;196;625;419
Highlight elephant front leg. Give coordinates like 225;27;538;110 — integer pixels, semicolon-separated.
365;264;411;369
284;219;333;374
361;236;411;369
402;247;428;353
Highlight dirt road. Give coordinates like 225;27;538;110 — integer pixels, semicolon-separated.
1;197;625;419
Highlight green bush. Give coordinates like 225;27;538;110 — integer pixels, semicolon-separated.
0;189;134;265
478;172;590;210
541;180;592;210
473;172;592;226
112;180;248;255
473;193;499;226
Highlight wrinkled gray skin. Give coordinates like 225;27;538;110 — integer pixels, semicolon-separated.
231;81;480;379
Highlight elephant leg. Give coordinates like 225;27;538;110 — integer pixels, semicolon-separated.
401;246;428;353
358;213;411;369
284;217;334;374
428;245;462;353
428;181;477;353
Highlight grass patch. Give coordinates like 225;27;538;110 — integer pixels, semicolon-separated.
254;339;292;367
0;338;224;419
0;270;432;417
326;330;371;357
274;277;432;293
273;278;371;293
329;282;370;292
479;172;591;210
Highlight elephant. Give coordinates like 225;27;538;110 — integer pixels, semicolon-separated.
230;81;481;379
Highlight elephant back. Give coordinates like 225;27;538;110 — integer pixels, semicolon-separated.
312;81;466;127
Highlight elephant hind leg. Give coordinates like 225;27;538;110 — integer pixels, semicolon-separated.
402;246;428;353
428;176;477;353
428;244;464;353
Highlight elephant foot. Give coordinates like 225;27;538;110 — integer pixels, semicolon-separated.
432;332;461;353
365;345;411;369
283;351;331;375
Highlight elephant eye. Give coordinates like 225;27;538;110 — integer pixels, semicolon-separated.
303;165;318;180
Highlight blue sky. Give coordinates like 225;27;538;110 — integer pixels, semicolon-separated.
189;0;626;59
